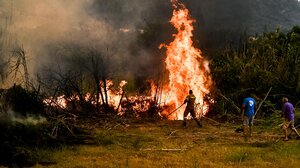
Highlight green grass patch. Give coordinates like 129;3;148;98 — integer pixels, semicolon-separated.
7;120;298;168
227;151;251;163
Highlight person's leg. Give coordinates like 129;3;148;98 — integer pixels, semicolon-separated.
192;117;202;128
284;128;289;140
195;118;202;127
183;108;189;127
242;116;249;136
249;116;254;137
283;121;289;141
190;109;202;127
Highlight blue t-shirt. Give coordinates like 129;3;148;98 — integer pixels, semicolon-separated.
242;97;256;117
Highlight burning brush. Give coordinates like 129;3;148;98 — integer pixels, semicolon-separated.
158;0;213;120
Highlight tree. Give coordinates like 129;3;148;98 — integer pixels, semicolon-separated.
40;43;117;112
9;45;30;89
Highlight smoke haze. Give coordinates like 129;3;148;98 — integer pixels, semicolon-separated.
0;0;299;87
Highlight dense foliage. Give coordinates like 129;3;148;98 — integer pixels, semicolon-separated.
209;26;300;118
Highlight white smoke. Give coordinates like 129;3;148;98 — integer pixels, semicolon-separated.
0;0;160;87
7;108;47;125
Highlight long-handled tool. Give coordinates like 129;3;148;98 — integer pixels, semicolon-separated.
167;103;185;116
254;87;272;117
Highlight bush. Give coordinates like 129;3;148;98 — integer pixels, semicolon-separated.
1;85;45;116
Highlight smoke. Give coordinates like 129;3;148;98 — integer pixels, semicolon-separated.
5;108;47;125
0;0;154;83
6;0;113;73
0;0;299;87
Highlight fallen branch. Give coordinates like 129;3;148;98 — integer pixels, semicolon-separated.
167;130;178;138
140;148;187;151
59;118;76;137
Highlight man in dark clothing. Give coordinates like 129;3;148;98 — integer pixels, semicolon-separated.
183;90;202;128
281;97;300;141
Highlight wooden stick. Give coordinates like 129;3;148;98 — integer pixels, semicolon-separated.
167;103;185;116
167;130;178;137
140;148;187;151
219;93;241;112
254;87;272;117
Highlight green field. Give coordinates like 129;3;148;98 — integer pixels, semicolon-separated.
30;118;300;168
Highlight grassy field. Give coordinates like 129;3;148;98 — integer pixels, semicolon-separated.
30;117;300;168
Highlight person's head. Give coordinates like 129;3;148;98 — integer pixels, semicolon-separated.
241;92;251;99
189;90;193;94
282;97;288;103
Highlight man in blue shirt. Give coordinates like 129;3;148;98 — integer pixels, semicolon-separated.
241;96;256;137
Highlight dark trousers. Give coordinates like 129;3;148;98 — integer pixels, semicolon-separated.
183;108;202;127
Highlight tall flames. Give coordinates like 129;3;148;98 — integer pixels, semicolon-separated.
159;0;212;120
43;0;212;120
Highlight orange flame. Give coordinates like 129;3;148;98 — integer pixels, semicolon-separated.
44;0;212;120
43;80;154;116
44;80;128;111
159;0;212;120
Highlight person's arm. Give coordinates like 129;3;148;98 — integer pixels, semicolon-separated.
293;105;295;114
254;101;257;118
241;105;245;120
184;96;188;104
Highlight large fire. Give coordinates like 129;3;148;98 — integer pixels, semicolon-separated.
44;0;212;120
159;0;212;120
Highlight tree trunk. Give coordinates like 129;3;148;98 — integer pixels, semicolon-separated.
102;77;109;108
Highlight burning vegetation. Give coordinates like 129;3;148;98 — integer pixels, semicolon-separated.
1;0;300;167
41;0;213;121
158;0;212;120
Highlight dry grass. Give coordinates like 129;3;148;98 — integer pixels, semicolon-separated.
32;119;300;168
